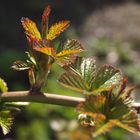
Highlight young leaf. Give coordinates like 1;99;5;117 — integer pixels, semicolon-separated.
21;17;41;40
46;21;70;41
41;5;51;38
0;111;13;135
0;78;8;93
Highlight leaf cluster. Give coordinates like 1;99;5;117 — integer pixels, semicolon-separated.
58;57;140;137
12;5;84;92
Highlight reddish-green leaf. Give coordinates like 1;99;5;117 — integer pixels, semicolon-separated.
41;5;51;38
46;21;70;41
21;17;41;40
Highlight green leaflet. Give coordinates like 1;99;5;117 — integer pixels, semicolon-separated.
0;78;13;135
0;111;13;135
59;57;122;95
0;78;8;93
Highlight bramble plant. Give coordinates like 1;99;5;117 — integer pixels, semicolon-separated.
0;5;140;138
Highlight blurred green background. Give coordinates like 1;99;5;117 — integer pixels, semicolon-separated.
1;0;140;140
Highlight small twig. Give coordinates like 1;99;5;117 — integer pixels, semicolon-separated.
1;91;140;113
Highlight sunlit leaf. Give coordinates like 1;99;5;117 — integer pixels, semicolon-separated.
0;111;13;135
46;20;70;41
57;49;82;57
41;5;51;38
21;17;41;40
0;78;8;93
12;60;30;71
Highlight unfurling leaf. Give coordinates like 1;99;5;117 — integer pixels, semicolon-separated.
0;111;13;135
41;5;51;38
46;21;70;41
59;58;121;94
21;17;41;40
0;78;8;93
